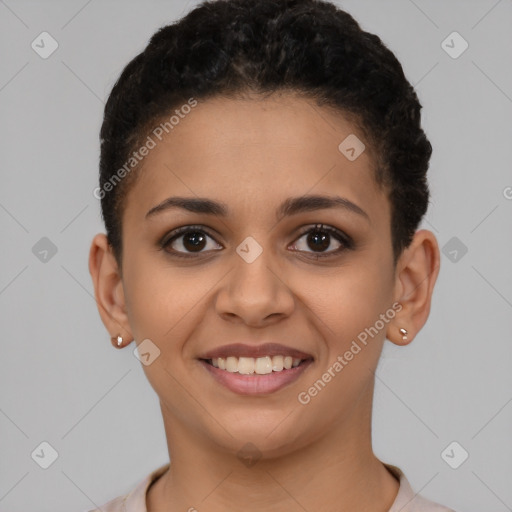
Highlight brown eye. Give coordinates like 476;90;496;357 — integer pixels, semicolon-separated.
180;231;207;252
290;224;352;257
161;226;222;257
305;230;331;252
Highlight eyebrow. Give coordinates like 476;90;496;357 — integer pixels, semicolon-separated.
145;194;370;222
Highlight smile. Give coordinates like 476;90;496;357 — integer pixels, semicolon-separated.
198;342;314;394
207;355;304;375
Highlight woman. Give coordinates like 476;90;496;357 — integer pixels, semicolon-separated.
88;0;455;510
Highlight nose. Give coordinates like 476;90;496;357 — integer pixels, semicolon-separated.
215;244;295;327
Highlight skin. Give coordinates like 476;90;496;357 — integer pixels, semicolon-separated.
89;92;440;512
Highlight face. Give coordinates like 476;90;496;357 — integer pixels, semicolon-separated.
117;93;400;456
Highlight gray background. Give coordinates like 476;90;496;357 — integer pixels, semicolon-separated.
1;0;511;511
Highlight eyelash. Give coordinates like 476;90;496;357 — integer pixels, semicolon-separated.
159;224;354;259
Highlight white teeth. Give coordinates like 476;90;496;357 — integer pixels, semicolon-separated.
209;355;306;375
225;356;238;373
238;357;255;375
255;356;273;374
272;355;284;371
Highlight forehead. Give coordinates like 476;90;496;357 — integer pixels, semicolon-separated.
123;93;388;225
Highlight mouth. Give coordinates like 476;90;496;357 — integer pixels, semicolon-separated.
198;343;314;395
201;355;313;375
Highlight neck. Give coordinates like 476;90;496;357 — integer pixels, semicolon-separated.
147;392;399;511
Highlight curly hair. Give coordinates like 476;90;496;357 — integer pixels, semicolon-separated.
98;0;432;266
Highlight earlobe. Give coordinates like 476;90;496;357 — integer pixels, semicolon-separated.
386;324;410;347
398;327;408;342
88;234;133;345
387;229;440;346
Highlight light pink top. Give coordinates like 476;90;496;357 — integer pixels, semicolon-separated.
88;463;456;511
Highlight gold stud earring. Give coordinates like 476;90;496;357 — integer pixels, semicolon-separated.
111;335;124;348
399;328;408;341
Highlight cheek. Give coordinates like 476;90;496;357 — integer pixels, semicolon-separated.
122;253;185;342
298;264;393;409
121;256;201;399
293;268;392;425
122;252;217;353
303;263;392;340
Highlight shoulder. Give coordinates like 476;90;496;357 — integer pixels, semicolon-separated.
85;463;170;512
86;493;128;512
384;463;457;512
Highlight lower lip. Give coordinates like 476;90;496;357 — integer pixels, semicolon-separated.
200;359;313;395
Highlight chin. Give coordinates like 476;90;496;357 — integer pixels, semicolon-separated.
203;410;314;459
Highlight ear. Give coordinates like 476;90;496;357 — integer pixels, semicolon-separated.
387;229;440;346
88;233;133;344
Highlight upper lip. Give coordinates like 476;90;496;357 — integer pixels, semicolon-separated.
199;343;314;360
